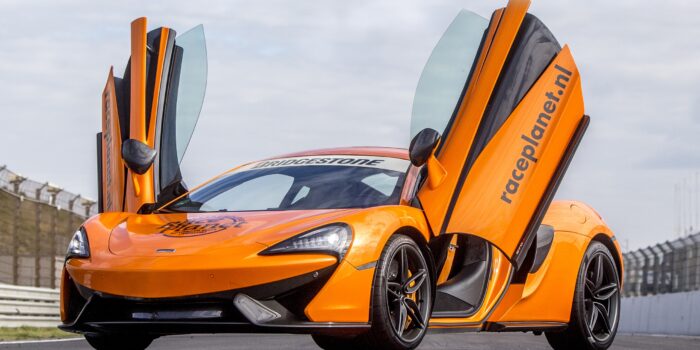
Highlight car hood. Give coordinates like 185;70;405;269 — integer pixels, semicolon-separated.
108;209;360;257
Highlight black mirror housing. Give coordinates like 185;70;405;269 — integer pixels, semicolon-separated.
121;139;157;175
409;128;441;166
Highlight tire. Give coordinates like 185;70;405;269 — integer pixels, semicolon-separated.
360;234;433;350
545;241;621;350
311;334;357;350
85;333;155;350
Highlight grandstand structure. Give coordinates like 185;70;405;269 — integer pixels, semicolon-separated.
0;165;96;289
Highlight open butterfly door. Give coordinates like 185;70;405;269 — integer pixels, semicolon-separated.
412;0;588;268
97;18;207;213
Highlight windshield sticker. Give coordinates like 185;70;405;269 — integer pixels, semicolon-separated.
158;215;247;237
240;155;410;173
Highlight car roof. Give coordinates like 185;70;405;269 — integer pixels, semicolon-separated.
269;146;409;160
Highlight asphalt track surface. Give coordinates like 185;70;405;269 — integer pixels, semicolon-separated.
0;333;697;350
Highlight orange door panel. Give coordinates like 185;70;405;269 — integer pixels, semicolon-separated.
99;68;126;212
444;48;586;265
125;17;154;212
415;0;589;268
417;0;527;236
97;17;205;213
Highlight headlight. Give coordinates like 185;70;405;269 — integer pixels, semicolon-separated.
260;224;352;260
66;227;90;259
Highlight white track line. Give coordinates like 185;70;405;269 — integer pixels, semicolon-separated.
619;333;700;340
0;338;82;345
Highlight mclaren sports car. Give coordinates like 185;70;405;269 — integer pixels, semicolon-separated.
60;1;623;349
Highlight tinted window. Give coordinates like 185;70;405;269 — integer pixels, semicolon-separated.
410;10;488;140
173;25;208;164
165;164;408;212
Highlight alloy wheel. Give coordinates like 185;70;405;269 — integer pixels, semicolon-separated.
385;244;431;343
583;252;620;343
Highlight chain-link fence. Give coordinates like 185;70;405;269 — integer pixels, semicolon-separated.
0;165;96;289
623;232;700;297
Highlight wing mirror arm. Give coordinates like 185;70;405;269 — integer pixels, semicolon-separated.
409;128;447;189
425;152;447;189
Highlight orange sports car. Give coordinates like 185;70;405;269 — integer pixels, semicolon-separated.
60;1;623;349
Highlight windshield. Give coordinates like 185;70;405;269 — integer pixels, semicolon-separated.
410;10;488;140
164;155;410;212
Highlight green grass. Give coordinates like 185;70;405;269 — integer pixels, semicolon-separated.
0;327;78;341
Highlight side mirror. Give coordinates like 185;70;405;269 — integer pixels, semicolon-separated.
409;128;447;189
409;128;441;166
122;139;157;175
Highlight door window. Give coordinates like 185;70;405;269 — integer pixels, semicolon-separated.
410;10;488;140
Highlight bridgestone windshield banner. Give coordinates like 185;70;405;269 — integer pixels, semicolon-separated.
237;156;410;173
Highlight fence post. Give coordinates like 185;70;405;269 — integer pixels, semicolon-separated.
690;235;700;289
68;195;80;231
641;248;652;295
49;206;57;289
633;251;645;296
34;202;42;287
663;242;676;292
34;183;49;287
9;176;26;286
47;187;61;289
12;196;21;285
82;199;95;218
627;252;636;296
684;237;694;291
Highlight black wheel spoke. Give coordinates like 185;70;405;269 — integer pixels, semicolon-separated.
396;300;408;336
387;282;402;300
404;298;426;329
400;247;409;284
593;301;611;333
594;255;604;289
585;278;596;295
588;304;599;330
594;283;618;301
403;269;427;294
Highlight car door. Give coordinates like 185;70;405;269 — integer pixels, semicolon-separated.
98;18;207;213
412;0;588;268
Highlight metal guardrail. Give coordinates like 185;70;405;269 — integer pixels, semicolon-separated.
0;283;59;327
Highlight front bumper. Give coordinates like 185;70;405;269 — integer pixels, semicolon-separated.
60;265;369;336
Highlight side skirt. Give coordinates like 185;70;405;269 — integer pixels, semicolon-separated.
427;321;567;334
484;321;567;332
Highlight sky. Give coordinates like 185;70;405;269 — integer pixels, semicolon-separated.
0;0;699;251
